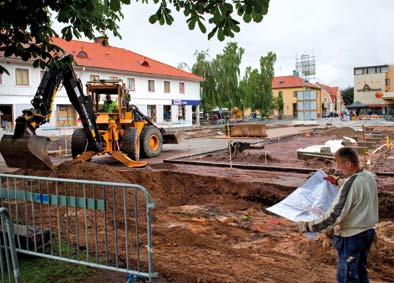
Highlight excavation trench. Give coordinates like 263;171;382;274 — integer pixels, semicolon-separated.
2;125;394;282
10;158;394;283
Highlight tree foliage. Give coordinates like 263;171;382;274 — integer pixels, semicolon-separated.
253;51;276;116
341;86;354;106
0;0;270;74
191;50;216;114
214;42;244;109
193;47;277;118
273;91;284;118
0;0;126;74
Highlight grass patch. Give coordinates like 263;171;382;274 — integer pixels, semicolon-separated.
19;255;91;283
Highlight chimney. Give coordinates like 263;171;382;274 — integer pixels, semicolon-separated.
94;36;109;46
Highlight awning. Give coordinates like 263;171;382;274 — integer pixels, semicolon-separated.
365;104;386;107
346;101;365;109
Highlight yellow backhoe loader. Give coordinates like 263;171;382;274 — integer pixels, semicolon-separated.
0;54;180;170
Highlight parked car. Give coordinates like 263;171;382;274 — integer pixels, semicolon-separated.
323;112;339;118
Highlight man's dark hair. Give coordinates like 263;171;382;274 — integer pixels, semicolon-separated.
335;147;359;166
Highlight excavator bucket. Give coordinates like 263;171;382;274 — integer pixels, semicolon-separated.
161;130;185;144
0;135;54;170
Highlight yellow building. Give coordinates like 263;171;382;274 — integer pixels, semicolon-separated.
272;76;323;119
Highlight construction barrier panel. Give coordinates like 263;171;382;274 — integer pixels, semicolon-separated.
226;123;267;137
0;174;157;282
0;207;20;283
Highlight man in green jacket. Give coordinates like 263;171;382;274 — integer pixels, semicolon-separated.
297;147;378;283
101;94;118;112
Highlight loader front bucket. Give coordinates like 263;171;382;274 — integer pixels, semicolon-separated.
0;135;54;170
161;130;185;144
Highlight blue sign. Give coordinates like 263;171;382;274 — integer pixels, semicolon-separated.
172;99;200;106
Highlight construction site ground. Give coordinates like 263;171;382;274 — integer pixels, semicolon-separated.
0;123;393;283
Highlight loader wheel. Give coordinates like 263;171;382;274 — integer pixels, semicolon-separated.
140;126;163;158
122;128;140;161
71;128;91;159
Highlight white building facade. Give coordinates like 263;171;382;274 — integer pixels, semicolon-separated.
0;38;203;131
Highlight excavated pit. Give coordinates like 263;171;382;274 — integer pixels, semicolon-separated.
2;125;394;283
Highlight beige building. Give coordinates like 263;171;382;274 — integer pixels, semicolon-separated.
353;64;394;115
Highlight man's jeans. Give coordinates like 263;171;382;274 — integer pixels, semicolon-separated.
332;229;375;283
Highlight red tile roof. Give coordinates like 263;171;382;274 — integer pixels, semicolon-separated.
316;83;339;101
51;37;204;81
272;76;319;89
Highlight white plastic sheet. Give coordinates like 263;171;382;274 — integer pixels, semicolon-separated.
266;170;338;231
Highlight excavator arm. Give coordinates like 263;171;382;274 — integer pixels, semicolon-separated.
0;54;102;169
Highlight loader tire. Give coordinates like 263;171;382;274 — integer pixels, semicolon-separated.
122;127;140;161
140;126;163;158
71;128;90;159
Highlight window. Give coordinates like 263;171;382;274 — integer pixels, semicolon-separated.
76;51;88;58
323;97;327;103
127;78;135;91
90;75;100;81
109;76;118;81
16;68;29;85
148;80;155;92
179;82;185;93
386;79;390;86
293;91;297;97
164;81;170;93
163;105;171;122
367;67;375;74
147;105;157;122
354;68;363;75
381;66;389;73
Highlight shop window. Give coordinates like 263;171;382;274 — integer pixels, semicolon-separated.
163;105;171;122
147;105;157;122
56;105;77;127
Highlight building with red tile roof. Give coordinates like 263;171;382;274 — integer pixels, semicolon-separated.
0;37;204;129
316;83;344;114
272;75;323;119
51;37;203;82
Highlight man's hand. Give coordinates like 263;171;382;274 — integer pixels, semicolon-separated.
296;221;307;233
322;234;332;251
323;175;337;185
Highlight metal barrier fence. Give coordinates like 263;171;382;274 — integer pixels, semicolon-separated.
0;207;20;283
0;174;157;282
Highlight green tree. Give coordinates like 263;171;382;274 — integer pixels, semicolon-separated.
0;0;271;74
214;42;244;109
239;66;262;113
274;91;284;119
341;86;354;106
191;50;216;116
252;51;276;117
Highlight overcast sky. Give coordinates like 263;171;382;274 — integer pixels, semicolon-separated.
68;0;394;89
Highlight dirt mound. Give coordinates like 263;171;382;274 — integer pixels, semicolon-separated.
14;160;131;183
319;126;358;137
